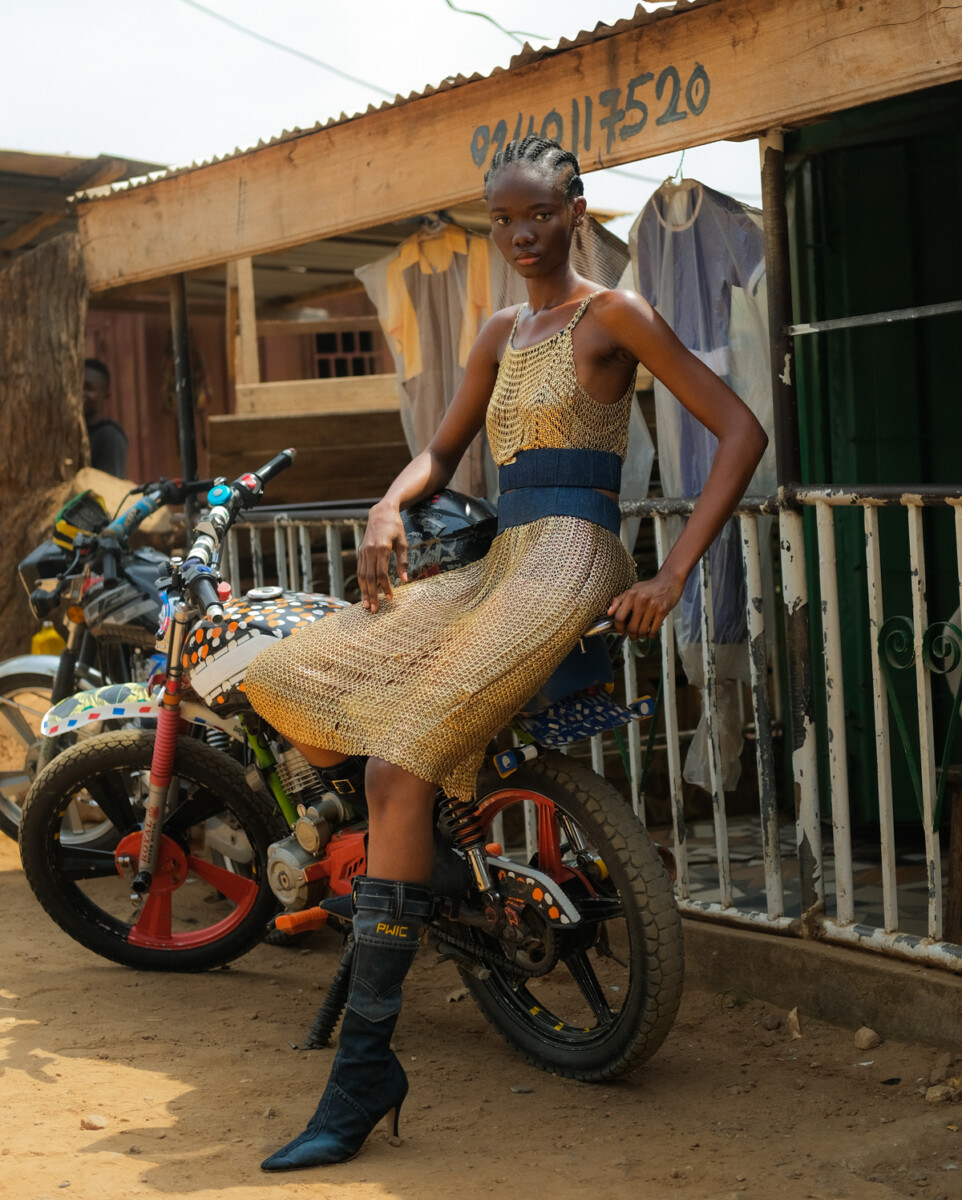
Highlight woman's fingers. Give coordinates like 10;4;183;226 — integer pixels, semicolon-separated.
358;531;408;612
395;532;409;584
607;581;675;641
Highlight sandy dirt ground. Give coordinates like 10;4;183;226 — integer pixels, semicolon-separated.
2;833;961;1200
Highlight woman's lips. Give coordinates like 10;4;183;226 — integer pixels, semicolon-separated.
516;253;539;265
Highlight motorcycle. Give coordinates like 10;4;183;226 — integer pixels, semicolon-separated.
0;477;211;841
19;450;684;1081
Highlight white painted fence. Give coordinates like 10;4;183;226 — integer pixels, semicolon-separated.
222;489;962;973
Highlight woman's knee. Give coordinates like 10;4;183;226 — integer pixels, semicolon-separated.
365;758;436;813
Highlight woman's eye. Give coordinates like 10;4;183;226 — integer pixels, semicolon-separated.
535;212;552;221
495;216;510;226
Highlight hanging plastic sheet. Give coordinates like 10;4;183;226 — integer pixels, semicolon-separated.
629;179;776;791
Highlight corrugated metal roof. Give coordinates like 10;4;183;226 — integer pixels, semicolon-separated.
77;0;718;204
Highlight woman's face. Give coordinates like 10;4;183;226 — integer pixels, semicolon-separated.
486;162;585;279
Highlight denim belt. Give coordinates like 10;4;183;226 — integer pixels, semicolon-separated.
497;448;622;536
498;447;622;492
497;486;621;536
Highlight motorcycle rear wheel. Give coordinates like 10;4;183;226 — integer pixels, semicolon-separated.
461;753;683;1082
19;729;286;971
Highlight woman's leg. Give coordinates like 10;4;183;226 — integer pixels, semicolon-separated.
261;757;436;1172
288;738;348;769
364;758;436;884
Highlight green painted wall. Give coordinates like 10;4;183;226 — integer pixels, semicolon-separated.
786;81;962;823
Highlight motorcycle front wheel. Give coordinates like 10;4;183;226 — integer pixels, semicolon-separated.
19;729;286;971
461;752;684;1082
0;662;64;841
0;658;107;843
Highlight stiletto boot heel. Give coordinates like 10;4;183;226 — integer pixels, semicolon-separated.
260;878;431;1172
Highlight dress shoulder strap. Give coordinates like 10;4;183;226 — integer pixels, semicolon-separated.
567;289;605;332
508;304;527;340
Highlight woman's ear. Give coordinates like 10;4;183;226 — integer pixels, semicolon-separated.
572;196;587;227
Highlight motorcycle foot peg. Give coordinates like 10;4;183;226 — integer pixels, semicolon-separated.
131;870;152;896
274;907;328;936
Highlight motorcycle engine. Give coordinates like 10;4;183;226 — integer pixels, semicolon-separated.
266;748;356;910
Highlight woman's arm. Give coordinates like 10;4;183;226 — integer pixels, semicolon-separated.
357;310;513;611
595;289;769;640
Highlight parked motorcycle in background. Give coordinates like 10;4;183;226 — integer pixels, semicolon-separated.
20;451;683;1082
0;477;209;841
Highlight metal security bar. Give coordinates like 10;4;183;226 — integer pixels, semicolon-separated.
224;488;962;974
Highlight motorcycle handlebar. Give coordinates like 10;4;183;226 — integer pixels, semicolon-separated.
177;450;297;618
252;448;297;488
100;545;121;588
100;475;218;545
181;560;224;623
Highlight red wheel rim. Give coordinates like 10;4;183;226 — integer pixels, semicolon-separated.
114;831;260;949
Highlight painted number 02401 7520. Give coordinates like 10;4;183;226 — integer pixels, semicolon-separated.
470;63;710;169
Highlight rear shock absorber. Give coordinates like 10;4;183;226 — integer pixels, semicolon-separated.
439;796;494;894
205;727;232;754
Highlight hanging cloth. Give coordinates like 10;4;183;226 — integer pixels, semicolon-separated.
358;222;493;497
629;179;776;791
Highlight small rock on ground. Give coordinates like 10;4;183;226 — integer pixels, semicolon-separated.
855;1026;881;1050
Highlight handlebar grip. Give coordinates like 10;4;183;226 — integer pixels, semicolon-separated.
253;448;297;486
101;548;121;588
185;564;224;622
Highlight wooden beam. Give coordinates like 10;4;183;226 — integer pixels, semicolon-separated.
263;280;367;311
235;256;260;385
0;211;65;252
62;156;130;194
0;156;132;253
256;315;381;337
77;0;962;291
235;375;400;415
210;409;406;452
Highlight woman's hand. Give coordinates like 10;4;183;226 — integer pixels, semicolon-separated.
357;500;408;612
607;569;686;641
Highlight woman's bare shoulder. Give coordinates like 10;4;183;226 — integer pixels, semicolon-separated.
589;287;655;323
474;304;523;357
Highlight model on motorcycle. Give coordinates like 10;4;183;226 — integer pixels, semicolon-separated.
19;450;683;1083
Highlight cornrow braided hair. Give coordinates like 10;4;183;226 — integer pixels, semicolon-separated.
483;135;584;203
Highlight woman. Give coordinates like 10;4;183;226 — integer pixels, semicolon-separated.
246;136;768;1171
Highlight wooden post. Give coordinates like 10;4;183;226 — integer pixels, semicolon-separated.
759;130;802;491
761;129;822;914
225;260;239;396
168;273;200;528
235;256;260;387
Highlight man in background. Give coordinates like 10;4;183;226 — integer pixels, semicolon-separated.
83;358;129;478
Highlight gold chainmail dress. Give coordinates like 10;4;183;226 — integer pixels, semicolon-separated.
245;293;637;802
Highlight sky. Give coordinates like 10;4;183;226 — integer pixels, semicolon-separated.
3;0;763;240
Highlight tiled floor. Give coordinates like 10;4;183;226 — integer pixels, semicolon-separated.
654;816;943;938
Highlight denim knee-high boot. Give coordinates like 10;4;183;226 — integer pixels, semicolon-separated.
260;876;433;1171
